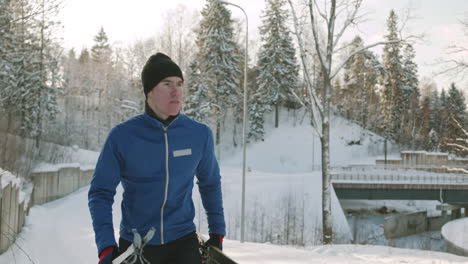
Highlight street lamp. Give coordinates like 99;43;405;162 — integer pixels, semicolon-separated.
217;0;248;243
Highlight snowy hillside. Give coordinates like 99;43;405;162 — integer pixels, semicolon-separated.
221;109;400;173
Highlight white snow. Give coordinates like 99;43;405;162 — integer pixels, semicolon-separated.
0;168;21;188
32;162;81;173
221;113;396;173
442;217;468;250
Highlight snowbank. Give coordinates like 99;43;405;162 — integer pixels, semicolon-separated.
441;217;468;257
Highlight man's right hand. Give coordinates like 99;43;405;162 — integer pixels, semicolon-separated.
98;246;118;264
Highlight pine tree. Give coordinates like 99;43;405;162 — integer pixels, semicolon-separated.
193;0;242;145
444;83;467;155
427;89;441;150
381;10;404;140
417;96;431;149
91;27;112;64
438;89;450;145
256;0;299;128
446;83;467;124
1;0;60;143
248;92;270;142
78;48;91;64
184;60;215;123
429;90;440;131
341;36;381;129
400;43;420;146
0;0;19;114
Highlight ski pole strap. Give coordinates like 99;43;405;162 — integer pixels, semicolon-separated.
112;227;156;264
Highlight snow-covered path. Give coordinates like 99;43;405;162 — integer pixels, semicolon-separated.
1;184;468;264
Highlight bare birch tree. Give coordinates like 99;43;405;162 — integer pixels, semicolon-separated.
287;0;406;244
438;14;468;78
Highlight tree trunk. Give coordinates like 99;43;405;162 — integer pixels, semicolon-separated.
321;76;333;244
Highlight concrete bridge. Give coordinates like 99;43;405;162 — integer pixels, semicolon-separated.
331;165;468;204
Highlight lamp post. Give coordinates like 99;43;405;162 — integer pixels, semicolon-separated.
218;0;248;243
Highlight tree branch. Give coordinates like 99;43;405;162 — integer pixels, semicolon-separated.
452;116;468;137
308;0;327;69
313;0;329;27
288;0;323;138
330;40;401;79
445;143;468;152
444;166;468;174
333;0;362;49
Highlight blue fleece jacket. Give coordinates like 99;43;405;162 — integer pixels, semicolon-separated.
88;113;225;255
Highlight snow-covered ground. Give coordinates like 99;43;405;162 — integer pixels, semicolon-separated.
1;185;467;264
1;112;467;263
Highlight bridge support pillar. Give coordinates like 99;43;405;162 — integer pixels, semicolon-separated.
451;209;462;220
442;210;448;219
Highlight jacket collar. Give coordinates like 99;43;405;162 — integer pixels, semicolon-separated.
144;101;180;127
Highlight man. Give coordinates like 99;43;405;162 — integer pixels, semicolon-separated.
88;53;226;264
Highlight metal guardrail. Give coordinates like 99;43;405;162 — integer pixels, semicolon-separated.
333;164;468;171
330;166;468;185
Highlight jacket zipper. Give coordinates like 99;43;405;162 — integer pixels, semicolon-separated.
157;116;179;245
160;127;170;244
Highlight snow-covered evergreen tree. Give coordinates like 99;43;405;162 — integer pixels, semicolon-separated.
400;43;420;146
91;27;112;64
248;92;270;141
197;0;241;107
0;0;19;117
184;60;216;123
444;83;467;155
418;96;431;149
341;36;381;129
192;0;242;145
438;89;450;143
381;10;404;140
429;90;440;132
1;0;60;143
256;0;299;128
427;89;441;149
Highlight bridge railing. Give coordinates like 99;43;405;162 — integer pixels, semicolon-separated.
330;166;468;184
333;164;468;173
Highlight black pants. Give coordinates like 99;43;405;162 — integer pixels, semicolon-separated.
118;231;202;264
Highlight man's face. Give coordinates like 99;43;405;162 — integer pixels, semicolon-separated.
147;76;184;120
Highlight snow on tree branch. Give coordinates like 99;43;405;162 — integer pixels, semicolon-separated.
452;116;468;138
443;166;468;174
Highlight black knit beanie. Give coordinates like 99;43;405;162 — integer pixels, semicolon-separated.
141;53;184;97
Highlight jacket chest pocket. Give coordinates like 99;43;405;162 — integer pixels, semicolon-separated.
123;150;165;181
171;148;199;176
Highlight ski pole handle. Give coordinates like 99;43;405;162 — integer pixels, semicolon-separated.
112;244;135;264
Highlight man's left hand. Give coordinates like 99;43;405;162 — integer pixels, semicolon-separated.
206;234;224;251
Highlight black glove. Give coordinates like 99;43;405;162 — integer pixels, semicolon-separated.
98;246;119;264
206;233;224;251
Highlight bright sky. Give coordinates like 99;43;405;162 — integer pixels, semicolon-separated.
59;0;468;91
